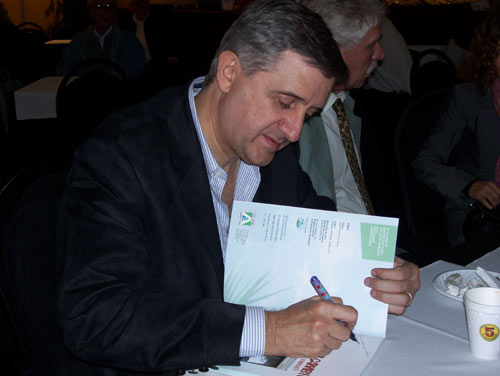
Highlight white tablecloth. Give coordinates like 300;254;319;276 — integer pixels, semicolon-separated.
362;251;500;375
14;76;64;120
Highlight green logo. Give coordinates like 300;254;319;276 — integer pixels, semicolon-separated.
240;211;254;226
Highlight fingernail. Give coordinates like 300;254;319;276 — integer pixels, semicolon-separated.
364;277;372;287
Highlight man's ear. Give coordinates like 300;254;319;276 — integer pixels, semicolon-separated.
216;50;240;93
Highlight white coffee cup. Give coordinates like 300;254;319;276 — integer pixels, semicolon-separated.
463;287;500;359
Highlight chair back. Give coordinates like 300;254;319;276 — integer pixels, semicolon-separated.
410;48;456;97
55;57;129;147
394;88;451;263
0;151;72;374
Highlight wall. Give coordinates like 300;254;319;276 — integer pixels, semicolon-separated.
2;0;196;32
3;0;59;30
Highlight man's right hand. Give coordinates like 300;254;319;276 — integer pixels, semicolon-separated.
468;181;500;209
264;296;358;358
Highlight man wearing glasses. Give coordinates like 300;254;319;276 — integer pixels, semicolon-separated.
57;0;146;77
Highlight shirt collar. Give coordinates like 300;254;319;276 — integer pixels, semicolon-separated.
188;77;224;178
94;25;113;39
322;90;347;115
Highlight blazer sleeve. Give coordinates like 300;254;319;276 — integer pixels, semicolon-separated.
56;131;244;372
413;86;476;208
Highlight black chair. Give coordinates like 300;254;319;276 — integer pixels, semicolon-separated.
55;57;129;148
0;151;73;374
16;22;50;81
17;22;49;45
410;48;456;98
394;88;451;266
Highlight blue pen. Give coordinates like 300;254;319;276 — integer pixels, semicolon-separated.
310;276;359;343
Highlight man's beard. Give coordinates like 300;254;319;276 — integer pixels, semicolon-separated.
366;61;379;75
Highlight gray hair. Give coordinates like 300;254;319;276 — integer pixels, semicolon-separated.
300;0;386;49
205;0;347;86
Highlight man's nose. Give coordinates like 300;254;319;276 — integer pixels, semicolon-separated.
374;42;385;61
280;112;304;143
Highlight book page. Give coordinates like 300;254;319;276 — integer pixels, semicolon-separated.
224;201;398;337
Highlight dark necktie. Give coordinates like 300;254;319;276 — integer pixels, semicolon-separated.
333;98;375;215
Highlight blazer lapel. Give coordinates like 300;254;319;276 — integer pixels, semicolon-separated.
166;86;225;292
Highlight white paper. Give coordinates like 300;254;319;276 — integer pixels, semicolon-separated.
224;201;398;337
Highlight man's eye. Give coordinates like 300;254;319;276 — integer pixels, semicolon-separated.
279;101;292;109
304;112;318;122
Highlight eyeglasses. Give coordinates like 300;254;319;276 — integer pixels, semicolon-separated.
93;2;116;10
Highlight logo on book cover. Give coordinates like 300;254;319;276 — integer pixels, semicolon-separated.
296;218;305;229
239;211;254;226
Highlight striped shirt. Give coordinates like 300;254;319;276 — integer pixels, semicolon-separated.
189;77;266;357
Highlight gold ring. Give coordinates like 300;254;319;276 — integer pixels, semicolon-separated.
405;291;413;307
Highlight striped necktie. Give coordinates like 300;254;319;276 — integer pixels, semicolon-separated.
333;98;375;215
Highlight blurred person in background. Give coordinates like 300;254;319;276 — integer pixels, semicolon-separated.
414;8;500;248
57;0;145;77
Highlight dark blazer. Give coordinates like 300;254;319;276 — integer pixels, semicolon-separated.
413;83;500;244
55;83;335;375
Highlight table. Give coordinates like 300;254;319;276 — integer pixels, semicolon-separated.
14;76;64;120
363;247;500;375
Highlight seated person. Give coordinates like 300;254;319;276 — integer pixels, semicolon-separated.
299;0;385;215
57;0;145;78
56;0;420;374
413;8;500;247
117;0;152;62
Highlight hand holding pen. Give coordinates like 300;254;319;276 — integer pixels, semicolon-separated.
310;276;359;343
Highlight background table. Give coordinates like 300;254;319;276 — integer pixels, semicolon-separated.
14;76;63;120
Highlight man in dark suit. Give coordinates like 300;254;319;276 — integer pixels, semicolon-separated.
56;1;420;374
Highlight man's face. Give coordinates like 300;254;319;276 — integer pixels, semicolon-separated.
216;50;334;167
89;1;117;31
340;25;384;89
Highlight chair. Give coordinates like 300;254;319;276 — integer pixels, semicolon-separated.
394;88;451;265
16;22;50;81
0;151;73;374
55;57;129;147
410;48;456;98
17;22;49;45
0;70;22;135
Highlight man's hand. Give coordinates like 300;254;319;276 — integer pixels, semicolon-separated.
264;296;357;358
468;181;500;209
364;257;420;315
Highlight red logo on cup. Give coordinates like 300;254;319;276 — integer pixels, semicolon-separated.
480;324;499;342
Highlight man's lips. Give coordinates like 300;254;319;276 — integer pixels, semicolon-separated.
263;135;285;151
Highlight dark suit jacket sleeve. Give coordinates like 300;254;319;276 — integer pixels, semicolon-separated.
413;85;477;208
56;95;244;373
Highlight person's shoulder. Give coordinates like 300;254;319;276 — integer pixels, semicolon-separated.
92;84;190;142
114;25;139;40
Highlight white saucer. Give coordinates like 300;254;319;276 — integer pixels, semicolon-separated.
432;269;500;302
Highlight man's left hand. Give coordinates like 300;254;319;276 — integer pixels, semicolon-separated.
364;257;420;315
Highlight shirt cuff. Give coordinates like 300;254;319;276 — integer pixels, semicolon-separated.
239;306;266;357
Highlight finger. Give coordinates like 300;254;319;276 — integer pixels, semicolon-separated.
480;197;494;210
365;275;408;294
326;322;353;345
393;256;405;267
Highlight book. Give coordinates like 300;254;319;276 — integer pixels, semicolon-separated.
214;201;399;376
